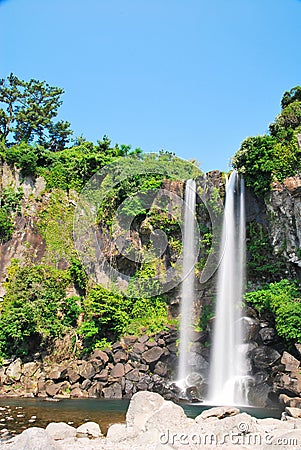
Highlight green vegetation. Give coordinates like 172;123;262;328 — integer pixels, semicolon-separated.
1;74;300;359
0;262;81;357
0;73;72;148
79;284;169;353
245;280;301;343
233;86;301;195
246;222;286;281
37;189;75;266
0;186;23;242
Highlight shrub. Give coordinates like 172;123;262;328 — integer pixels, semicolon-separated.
0;263;75;357
245;279;301;342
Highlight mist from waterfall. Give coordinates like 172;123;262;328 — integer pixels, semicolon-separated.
208;170;249;405
177;179;196;383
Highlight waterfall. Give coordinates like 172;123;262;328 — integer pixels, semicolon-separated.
177;179;196;383
208;170;249;405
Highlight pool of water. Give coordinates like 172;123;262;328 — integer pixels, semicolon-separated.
0;397;283;442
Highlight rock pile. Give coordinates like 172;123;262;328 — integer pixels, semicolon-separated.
0;328;178;400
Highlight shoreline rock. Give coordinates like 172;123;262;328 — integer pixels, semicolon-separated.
1;391;301;449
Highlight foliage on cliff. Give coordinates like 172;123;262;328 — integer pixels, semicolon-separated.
245;279;301;343
232;86;301;195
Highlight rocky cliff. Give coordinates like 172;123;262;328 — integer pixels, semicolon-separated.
0;165;300;405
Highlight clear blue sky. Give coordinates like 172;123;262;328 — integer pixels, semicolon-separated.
0;0;300;172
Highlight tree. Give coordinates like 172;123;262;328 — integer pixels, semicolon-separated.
281;86;301;109
0;73;72;148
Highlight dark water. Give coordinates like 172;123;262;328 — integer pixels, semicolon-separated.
0;397;283;442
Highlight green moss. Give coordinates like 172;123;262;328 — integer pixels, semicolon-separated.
37;189;75;266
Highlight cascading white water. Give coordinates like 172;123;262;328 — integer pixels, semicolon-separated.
177;179;196;383
208;170;249;405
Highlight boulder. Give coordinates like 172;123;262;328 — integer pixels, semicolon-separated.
279;393;301;408
262;429;301;450
281;351;300;372
24;378;38;395
126;391;165;431
90;349;109;364
113;350;128;364
275;372;301;396
196;406;240;421
95;368;109;381
66;367;80;384
76;421;102;438
78;362;95;380
23;362;40;377
48;367;67;380
251;346;281;369
154;361;168;377
125;369;141;382
285;406;301;418
102;382;122;399
110;363;125;379
46;422;76;440
138;335;149;344
81;379;92;390
259;327;278;345
240;316;259;341
124;379;134;396
142;347;164;364
88;381;103;398
131;342;146;354
70;386;88;398
7;427;58;450
145;400;190;433
6;358;22;382
106;423;127;442
45;383;61;397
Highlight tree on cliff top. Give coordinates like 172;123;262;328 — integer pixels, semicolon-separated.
232;86;301;195
0;73;72;149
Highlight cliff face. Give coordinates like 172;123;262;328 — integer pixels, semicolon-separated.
0;163;78;297
1;166;301;299
267;177;301;274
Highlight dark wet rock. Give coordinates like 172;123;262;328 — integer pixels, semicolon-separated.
138;335;149;344
142;347;164;364
131;342;146;354
259;327;278;345
251;346;281;369
167;343;177;353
